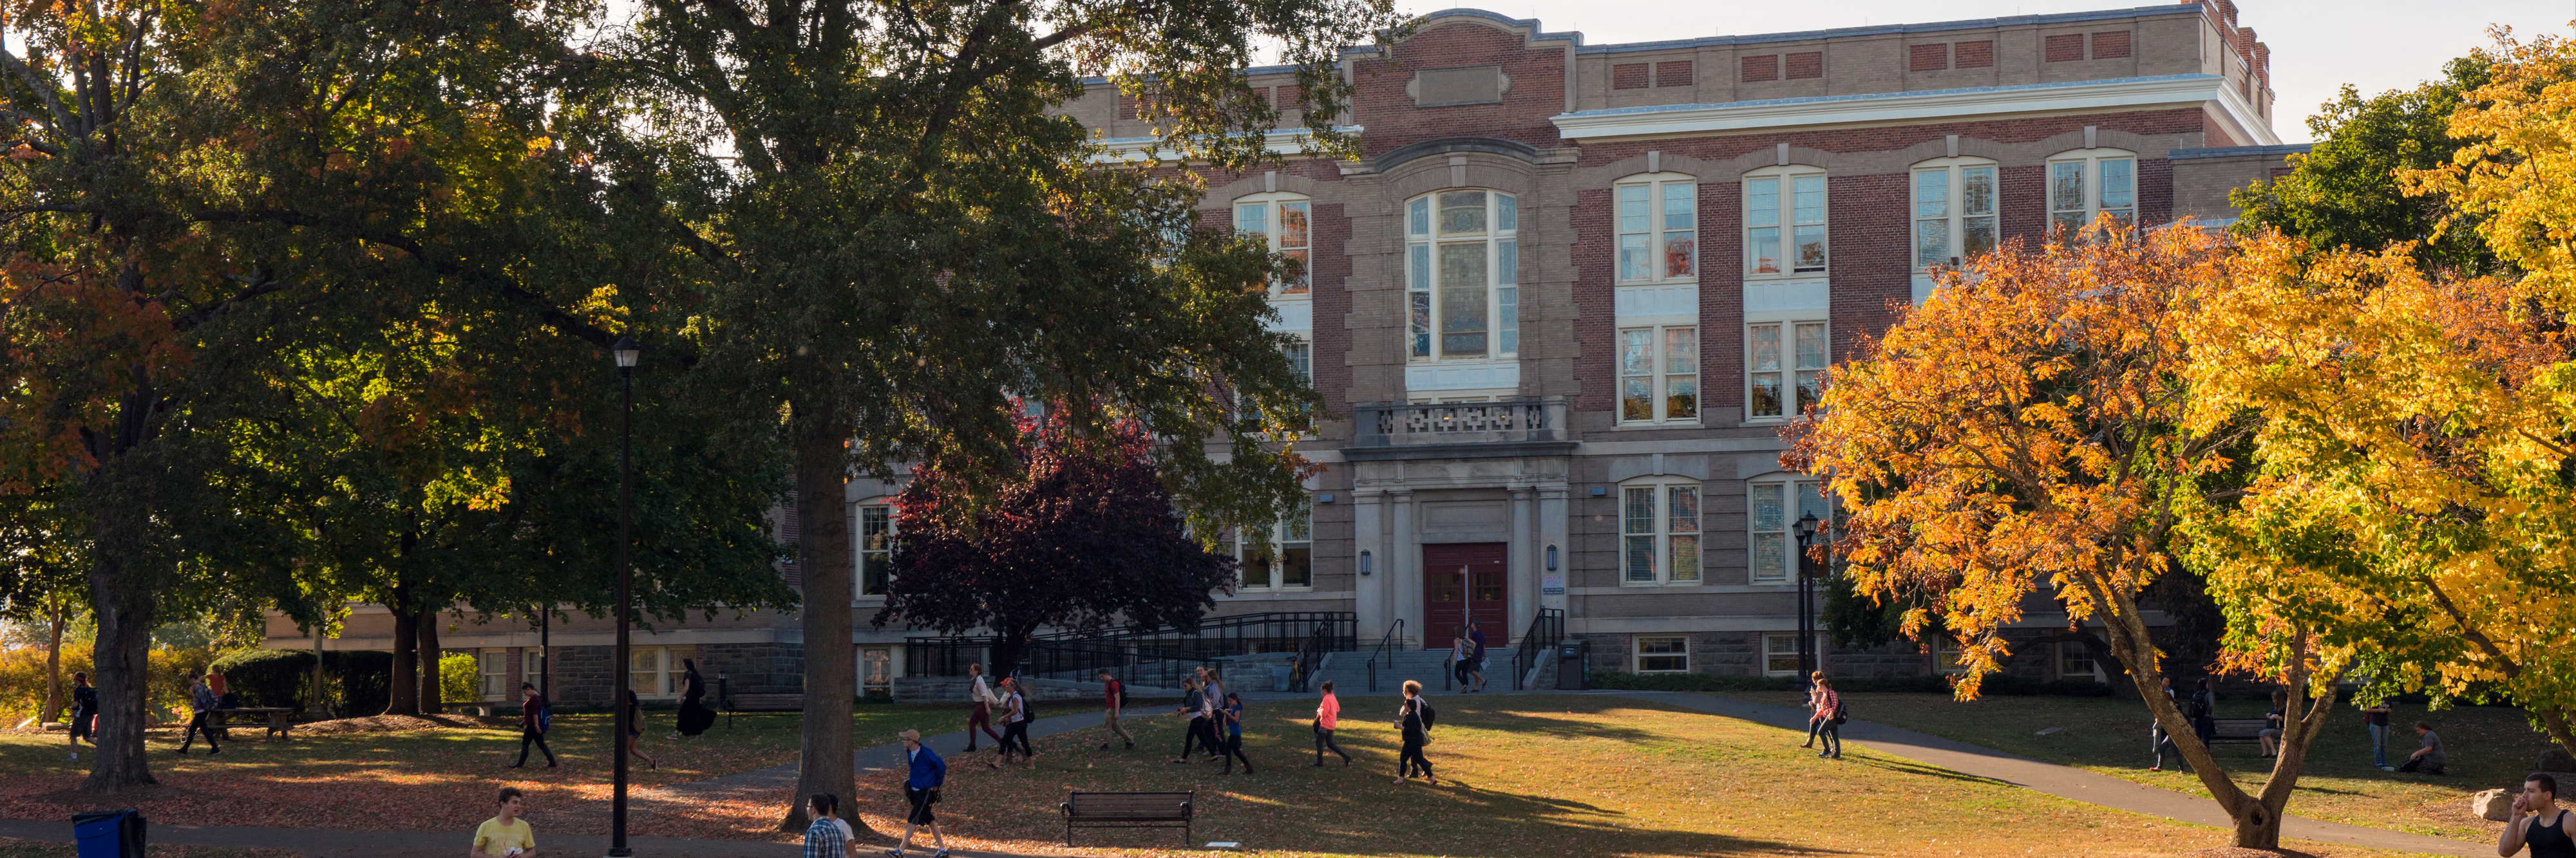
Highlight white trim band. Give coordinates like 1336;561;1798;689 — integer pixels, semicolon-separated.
1551;75;2278;147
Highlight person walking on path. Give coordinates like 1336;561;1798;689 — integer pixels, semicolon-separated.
1217;691;1254;775
989;677;1035;768
1195;667;1227;761
176;673;221;756
66;672;96;761
799;794;847;858
623;688;658;770
2258;689;2288;759
1095;669;1133;751
893;730;951;858
1799;671;1828;749
469;787;538;857
508;683;556;769
2149;676;2184;772
963;664;1005;753
1466;620;1489;693
1170;677;1208;763
1450;630;1472;689
1312;680;1350;767
674;658;712;738
1810;676;1843;759
2499;773;2576;858
1395;680;1435;785
2362;700;2394;770
2399;720;2447;774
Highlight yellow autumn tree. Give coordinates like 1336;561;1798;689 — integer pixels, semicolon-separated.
1788;225;2331;849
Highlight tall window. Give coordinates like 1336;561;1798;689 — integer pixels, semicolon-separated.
1911;158;1998;270
1619;326;1698;424
855;503;893;598
480;650;510;700
1749;478;1827;584
1234;505;1314;590
1744;167;1826;275
2047;149;2137;237
2058;642;2102;681
521;648;545;694
630;646;694;698
1634;636;1689;673
1407;191;1519;360
1235;193;1312;295
1747;321;1826;420
1620;478;1701;585
1616;176;1697;283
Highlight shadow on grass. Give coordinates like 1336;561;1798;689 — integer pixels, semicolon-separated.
1839;752;2017;787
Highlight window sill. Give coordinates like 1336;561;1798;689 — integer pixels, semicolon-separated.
1633;668;1693;674
1613;419;1703;430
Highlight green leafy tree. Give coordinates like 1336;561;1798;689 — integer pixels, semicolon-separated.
2231;55;2498;273
609;0;1406;830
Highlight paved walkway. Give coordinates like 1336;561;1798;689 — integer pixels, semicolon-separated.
1;689;2492;857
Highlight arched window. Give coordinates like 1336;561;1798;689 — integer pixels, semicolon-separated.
1620;476;1701;586
1910;156;1998;270
1615;173;1697;284
2046;147;2137;236
1235;192;1313;295
1406;190;1519;360
1742;165;1826;277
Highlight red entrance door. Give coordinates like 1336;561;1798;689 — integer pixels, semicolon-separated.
1423;543;1507;650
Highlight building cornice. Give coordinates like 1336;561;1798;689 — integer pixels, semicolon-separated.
1091;126;1365;163
1550;74;2280;147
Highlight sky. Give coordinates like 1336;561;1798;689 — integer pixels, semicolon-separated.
1392;0;2576;143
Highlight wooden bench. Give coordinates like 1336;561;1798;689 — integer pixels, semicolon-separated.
722;693;803;728
2205;717;2272;744
1061;791;1191;846
207;707;298;738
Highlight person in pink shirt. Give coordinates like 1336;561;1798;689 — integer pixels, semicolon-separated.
1312;680;1351;767
1811;676;1844;760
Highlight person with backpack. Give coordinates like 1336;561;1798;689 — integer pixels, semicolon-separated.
623;687;658;770
2189;678;2218;746
176;673;221;756
1810;676;1844;759
987;676;1034;768
1797;671;1828;749
1217;691;1254;775
66;672;97;761
1466;620;1489;693
1395;680;1435;785
674;658;712;738
892;729;951;858
509;682;556;769
1312;679;1350;767
1095;669;1133;751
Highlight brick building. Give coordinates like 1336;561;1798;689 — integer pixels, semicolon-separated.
265;1;2308;699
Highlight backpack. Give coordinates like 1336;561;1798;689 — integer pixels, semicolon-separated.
1832;700;1850;725
538;704;553;733
1417;699;1437;731
1110;680;1128;709
2187;691;2211;722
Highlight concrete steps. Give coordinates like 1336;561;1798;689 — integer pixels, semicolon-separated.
1310;649;1517;695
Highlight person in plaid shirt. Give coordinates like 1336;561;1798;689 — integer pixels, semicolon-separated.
801;794;848;858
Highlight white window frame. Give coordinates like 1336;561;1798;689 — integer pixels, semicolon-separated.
1910;156;2000;271
1619;477;1703;586
1232;504;1314;591
520;648;545;694
1615;174;1698;284
1763;633;1823;677
1748;477;1828;585
1405;190;1519;362
629;646;696;698
2057;641;2106;682
478;649;511;700
1634;635;1690;673
2045;148;2137;239
853;501;895;601
1744;317;1827;423
861;646;895;696
1617;324;1700;425
1742;166;1827;277
1937;636;1970;675
1235;192;1314;297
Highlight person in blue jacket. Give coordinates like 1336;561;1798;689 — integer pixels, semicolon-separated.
891;729;949;858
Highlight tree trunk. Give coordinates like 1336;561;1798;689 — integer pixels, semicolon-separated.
418;610;443;715
780;413;864;835
79;535;160;792
385;585;419;716
42;597;64;725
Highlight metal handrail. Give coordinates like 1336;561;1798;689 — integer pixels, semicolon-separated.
1286;621;1334;693
1510;608;1567;691
1364;619;1405;693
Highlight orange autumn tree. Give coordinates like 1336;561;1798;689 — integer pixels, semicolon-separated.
1788;225;2323;849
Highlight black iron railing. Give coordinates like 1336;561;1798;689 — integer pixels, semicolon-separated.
1286;619;1336;693
1364;619;1405;693
1510;608;1567;691
905;611;1358;682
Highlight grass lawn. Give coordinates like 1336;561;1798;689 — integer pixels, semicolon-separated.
1719;690;2554;843
813;695;2417;858
0;704;960;837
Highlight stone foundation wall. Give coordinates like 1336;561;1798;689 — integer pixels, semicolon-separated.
697;642;804;697
890;676;1178;705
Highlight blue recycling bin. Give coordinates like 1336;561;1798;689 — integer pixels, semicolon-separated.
73;808;144;858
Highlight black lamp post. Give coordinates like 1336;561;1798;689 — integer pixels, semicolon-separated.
1793;510;1821;682
609;336;639;858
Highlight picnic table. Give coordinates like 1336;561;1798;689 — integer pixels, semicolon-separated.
208;707;298;738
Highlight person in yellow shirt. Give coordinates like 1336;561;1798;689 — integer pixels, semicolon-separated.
469;787;538;857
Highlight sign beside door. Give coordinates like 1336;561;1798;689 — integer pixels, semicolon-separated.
1422;543;1507;650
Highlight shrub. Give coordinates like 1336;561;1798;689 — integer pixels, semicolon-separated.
439;652;478;704
211;649;318;710
327;650;393;717
0;645;94;722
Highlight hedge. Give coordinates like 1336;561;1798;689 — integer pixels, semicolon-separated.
1583;670;2114;696
204;649;395;716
